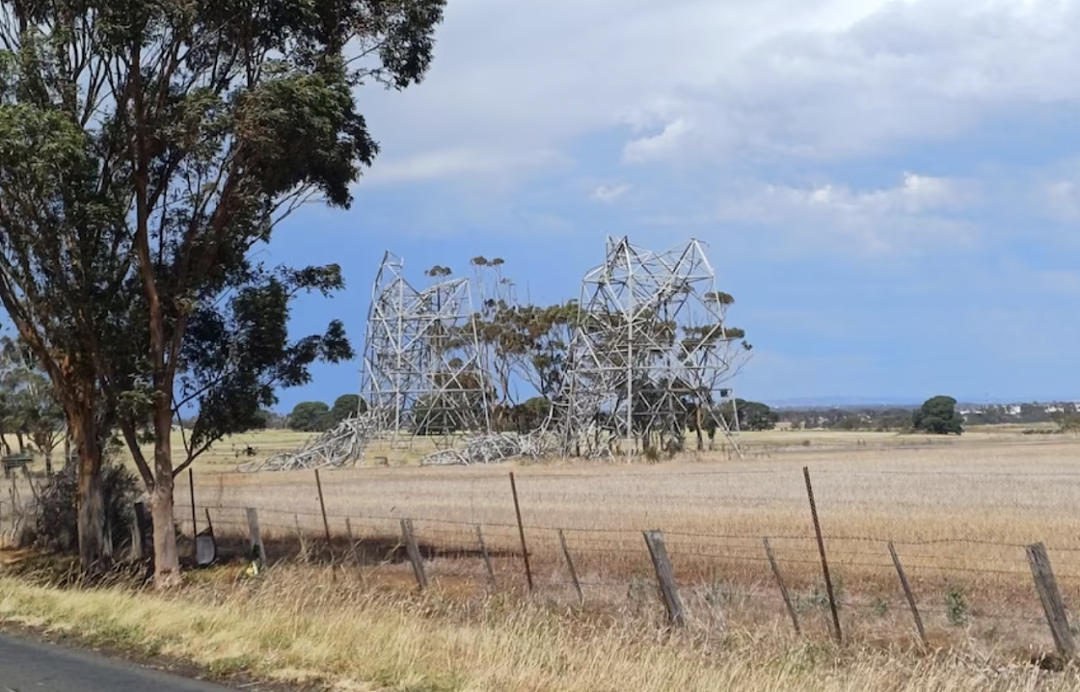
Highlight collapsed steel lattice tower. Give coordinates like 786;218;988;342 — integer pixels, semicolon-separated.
360;252;490;446
563;237;746;456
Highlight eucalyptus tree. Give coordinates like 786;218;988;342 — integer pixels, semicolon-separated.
0;0;444;582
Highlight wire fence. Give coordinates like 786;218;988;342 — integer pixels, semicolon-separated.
5;462;1080;653
159;464;1080;655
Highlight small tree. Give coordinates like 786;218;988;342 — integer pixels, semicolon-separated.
289;401;331;432
0;337;64;473
328;394;364;426
720;398;779;431
912;396;964;435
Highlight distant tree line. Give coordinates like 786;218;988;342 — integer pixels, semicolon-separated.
778;396;1080;434
285;395;367;432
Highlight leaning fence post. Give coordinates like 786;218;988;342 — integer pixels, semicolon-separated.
643;530;685;627
314;469;332;549
509;472;534;592
558;529;584;604
763;537;800;635
803;466;842;644
1027;542;1076;660
476;524;497;589
401;518;427;591
188;468;197;538
246;508;266;570
888;541;927;648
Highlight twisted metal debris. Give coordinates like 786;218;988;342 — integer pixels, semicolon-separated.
419;430;558;466
360;251;490;444
562;236;749;457
238;414;378;472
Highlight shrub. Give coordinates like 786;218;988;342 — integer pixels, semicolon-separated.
31;458;140;555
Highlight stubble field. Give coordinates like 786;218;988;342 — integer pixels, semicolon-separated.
164;426;1080;653
7;426;1080;691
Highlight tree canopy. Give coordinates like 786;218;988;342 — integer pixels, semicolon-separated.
0;0;445;581
912;396;964;435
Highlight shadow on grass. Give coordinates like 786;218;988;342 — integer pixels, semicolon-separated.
186;532;519;570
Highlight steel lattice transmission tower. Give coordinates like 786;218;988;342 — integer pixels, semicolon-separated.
360;252;491;447
562;237;748;456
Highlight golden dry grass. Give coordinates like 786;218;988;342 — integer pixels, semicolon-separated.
162;428;1080;647
1;565;1078;692
7;425;1080;688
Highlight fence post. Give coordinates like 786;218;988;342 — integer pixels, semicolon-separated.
314;469;332;549
401;518;427;591
803;466;842;644
558;529;584;604
763;537;800;635
294;515;309;563
246;508;266;570
887;541;927;648
188;468;197;538
643;530;685;627
345;518;362;569
476;524;497;589
509;472;534;592
1026;542;1076;660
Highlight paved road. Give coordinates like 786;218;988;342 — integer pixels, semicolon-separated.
0;632;239;691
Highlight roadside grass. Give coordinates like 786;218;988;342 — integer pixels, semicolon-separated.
0;564;1078;692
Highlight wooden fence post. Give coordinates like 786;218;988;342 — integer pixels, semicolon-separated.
643;530;685;627
314;469;332;549
294;515;309;563
476;524;497;589
401;518;427;591
188;468;197;538
558;529;583;604
246;508;266;570
887;541;927;648
509;472;534;592
763;537;800;635
1027;542;1076;660
345;518;362;569
803;466;842;644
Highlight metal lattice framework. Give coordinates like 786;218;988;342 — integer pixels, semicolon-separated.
360;252;491;446
562;236;747;456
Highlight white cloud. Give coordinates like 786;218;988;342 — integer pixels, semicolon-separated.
590;183;631;204
358;0;1080;177
718;173;976;255
622;120;695;164
361;147;567;185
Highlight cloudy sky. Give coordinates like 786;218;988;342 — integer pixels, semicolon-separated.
270;0;1080;410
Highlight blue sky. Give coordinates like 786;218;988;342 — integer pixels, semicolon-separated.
266;0;1080;411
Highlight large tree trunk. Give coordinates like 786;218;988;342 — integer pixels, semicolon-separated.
150;403;181;588
150;469;180;587
71;407;108;573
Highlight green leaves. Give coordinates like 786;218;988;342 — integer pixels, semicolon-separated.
913;395;964;435
0;0;445;492
179;265;355;454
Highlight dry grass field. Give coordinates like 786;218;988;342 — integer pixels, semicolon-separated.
4;426;1080;690
149;427;1080;654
